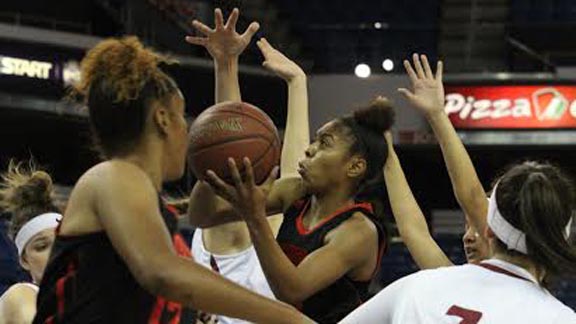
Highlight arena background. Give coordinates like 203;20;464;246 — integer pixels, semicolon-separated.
1;0;575;308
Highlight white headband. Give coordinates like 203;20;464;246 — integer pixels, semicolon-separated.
15;212;62;256
487;185;573;255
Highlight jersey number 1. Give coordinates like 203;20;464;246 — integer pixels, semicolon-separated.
446;305;483;324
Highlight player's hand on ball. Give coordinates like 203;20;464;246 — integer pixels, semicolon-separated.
206;157;279;220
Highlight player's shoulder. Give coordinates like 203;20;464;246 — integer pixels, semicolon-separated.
551;303;576;323
82;160;151;185
540;292;576;323
338;211;378;236
403;263;476;287
0;283;37;308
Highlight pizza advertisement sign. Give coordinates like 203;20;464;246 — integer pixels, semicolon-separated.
444;85;576;129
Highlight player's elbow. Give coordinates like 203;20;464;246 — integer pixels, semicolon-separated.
454;182;485;207
187;210;211;228
132;256;174;297
275;284;308;306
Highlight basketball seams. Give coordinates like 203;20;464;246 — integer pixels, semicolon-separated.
249;135;281;174
189;134;274;154
200;107;278;136
191;136;280;183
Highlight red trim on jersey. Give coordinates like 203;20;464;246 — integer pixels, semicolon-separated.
478;263;532;283
164;205;180;218
371;239;386;277
173;234;191;258
295;200;374;235
280;243;310;265
55;261;76;319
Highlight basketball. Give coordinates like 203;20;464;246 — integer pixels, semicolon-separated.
188;101;281;184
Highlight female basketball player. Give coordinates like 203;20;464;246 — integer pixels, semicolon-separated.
186;8;310;324
382;54;490;269
186;8;309;323
32;36;310;324
190;96;391;322
0;161;61;324
342;57;576;323
341;160;576;323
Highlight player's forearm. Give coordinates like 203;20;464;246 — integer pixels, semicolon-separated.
426;111;488;231
215;58;241;103
246;214;308;304
188;181;240;228
281;75;309;176
383;152;430;242
151;255;305;324
384;152;452;269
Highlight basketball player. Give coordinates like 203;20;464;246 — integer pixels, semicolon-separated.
342;162;576;324
0;161;61;324
383;54;491;269
190;97;391;322
185;8;310;324
32;36;311;324
341;160;576;323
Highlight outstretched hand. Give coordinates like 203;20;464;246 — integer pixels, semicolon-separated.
257;38;305;82
398;54;445;117
185;8;260;62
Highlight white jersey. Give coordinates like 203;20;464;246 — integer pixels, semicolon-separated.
191;228;275;324
340;259;575;324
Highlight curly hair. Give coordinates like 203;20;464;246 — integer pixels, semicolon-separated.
72;36;180;158
0;160;59;239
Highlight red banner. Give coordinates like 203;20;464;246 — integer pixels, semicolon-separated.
444;85;576;129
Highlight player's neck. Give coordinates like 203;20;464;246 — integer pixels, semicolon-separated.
493;252;546;284
121;138;164;191
309;190;355;222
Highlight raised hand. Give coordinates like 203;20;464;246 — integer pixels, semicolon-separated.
398;54;445;117
205;158;278;221
257;38;305;82
185;8;260;62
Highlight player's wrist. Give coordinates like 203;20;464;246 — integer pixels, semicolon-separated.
425;109;447;123
287;73;307;84
214;57;239;70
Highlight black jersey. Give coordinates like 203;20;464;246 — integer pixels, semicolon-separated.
276;197;386;323
33;198;194;324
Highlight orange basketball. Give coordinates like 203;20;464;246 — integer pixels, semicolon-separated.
188;101;281;184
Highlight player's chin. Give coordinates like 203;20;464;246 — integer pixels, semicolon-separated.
466;253;483;265
166;164;186;182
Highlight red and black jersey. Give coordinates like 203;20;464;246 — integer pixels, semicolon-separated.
276;197;386;324
33;197;195;324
